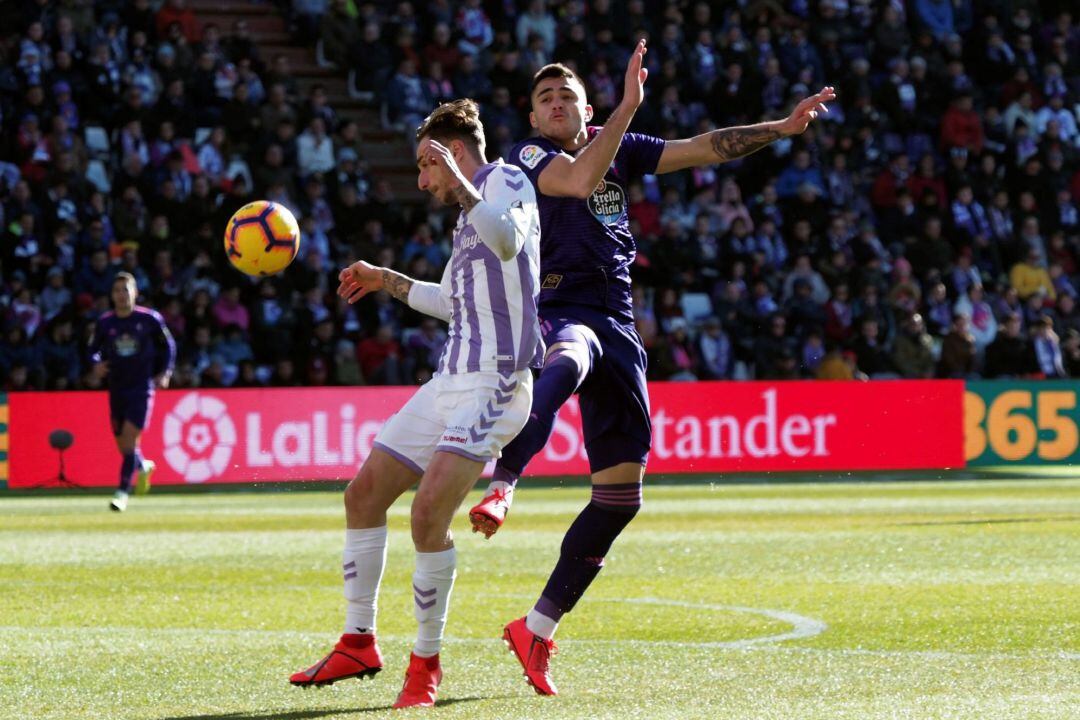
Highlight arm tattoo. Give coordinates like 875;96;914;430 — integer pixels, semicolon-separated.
710;124;784;162
381;268;414;304
451;183;481;213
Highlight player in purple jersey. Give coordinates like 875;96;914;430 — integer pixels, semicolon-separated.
89;273;176;512
469;40;835;694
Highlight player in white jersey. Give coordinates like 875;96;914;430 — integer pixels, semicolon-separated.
289;99;541;708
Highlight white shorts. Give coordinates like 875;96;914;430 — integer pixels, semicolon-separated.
373;369;533;474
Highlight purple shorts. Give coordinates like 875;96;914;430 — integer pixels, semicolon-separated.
541;304;651;473
109;389;154;436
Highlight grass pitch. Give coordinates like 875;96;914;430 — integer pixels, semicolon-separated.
1;479;1078;719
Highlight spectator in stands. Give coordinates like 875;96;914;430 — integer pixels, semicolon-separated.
297;117;335;178
356;323;403;386
776;149;825;199
1010;248;1056;301
351;22;394;94
816;347;864;381
853;317;894;378
892;313;936;379
212;286;250;332
386;59;432;133
938;313;977;378
984;313;1033;378
455;0;493;55
293;0;329;44
1032;315;1066;378
320;0;357;68
40;317;80;390
156;0;200;44
655;318;697;382
695;316;731;380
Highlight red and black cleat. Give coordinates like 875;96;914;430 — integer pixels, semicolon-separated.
289;633;383;688
503;617;558;696
392;652;443;709
469;487;513;539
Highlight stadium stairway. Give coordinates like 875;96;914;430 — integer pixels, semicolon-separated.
189;1;423;201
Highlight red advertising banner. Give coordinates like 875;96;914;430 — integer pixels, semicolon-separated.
7;380;963;488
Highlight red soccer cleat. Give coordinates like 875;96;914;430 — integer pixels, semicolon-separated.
502;617;558;696
469;486;513;539
392;652;442;709
289;633;383;687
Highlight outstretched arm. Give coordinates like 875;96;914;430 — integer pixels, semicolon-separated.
337;260;452;322
535;40;649;199
655;86;836;174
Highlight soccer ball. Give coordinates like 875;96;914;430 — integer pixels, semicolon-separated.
224;201;300;276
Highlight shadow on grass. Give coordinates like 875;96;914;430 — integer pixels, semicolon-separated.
158;696;499;719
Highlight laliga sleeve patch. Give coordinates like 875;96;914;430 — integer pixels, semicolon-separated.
519;144;545;169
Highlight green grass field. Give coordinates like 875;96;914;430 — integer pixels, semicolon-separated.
1;479;1078;720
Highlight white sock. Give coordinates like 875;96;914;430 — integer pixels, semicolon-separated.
526;609;559;640
484;479;514;497
412;547;457;657
343;526;388;635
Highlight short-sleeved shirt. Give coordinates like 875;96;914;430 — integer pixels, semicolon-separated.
508;128;665;322
90;306;177;394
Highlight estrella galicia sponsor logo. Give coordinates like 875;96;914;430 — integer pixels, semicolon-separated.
588;179;626;225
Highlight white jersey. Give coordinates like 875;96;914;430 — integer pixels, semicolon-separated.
433;161;542;376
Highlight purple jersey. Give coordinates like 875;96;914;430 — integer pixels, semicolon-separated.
90;306;176;393
509;129;665;321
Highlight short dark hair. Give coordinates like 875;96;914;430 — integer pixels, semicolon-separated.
530;63;585;96
416;99;486;160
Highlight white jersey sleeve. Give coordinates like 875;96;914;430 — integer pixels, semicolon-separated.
466;164;537;261
406;261;453;322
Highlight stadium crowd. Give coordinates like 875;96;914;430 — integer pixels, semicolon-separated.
1;0;1080;391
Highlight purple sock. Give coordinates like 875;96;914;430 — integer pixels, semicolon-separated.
496;356;581;484
533;482;643;622
119;452;137;493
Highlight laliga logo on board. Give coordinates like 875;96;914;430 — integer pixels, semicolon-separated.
162;392;237;483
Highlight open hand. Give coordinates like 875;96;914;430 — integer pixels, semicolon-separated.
780;86;836;135
337;260;384;304
620;39;649;111
421;137;468;191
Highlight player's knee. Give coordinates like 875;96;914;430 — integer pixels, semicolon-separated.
545;342;589;384
409;498;449;549
344;466;378;512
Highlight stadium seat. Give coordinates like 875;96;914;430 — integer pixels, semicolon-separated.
225;158;254;190
680;293;713;323
315;39;335;69
84;126;110;159
85;159;111;193
347;70;375;103
380;103;404;133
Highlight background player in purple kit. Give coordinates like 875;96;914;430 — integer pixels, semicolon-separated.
470;40;835;695
89;272;176;512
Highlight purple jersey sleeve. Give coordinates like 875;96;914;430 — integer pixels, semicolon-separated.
508;137;563;188
622;132;666;178
148;308;177;378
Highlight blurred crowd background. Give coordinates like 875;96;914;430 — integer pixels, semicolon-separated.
1;0;1079;392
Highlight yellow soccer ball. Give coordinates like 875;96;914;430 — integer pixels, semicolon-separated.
224;200;300;276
